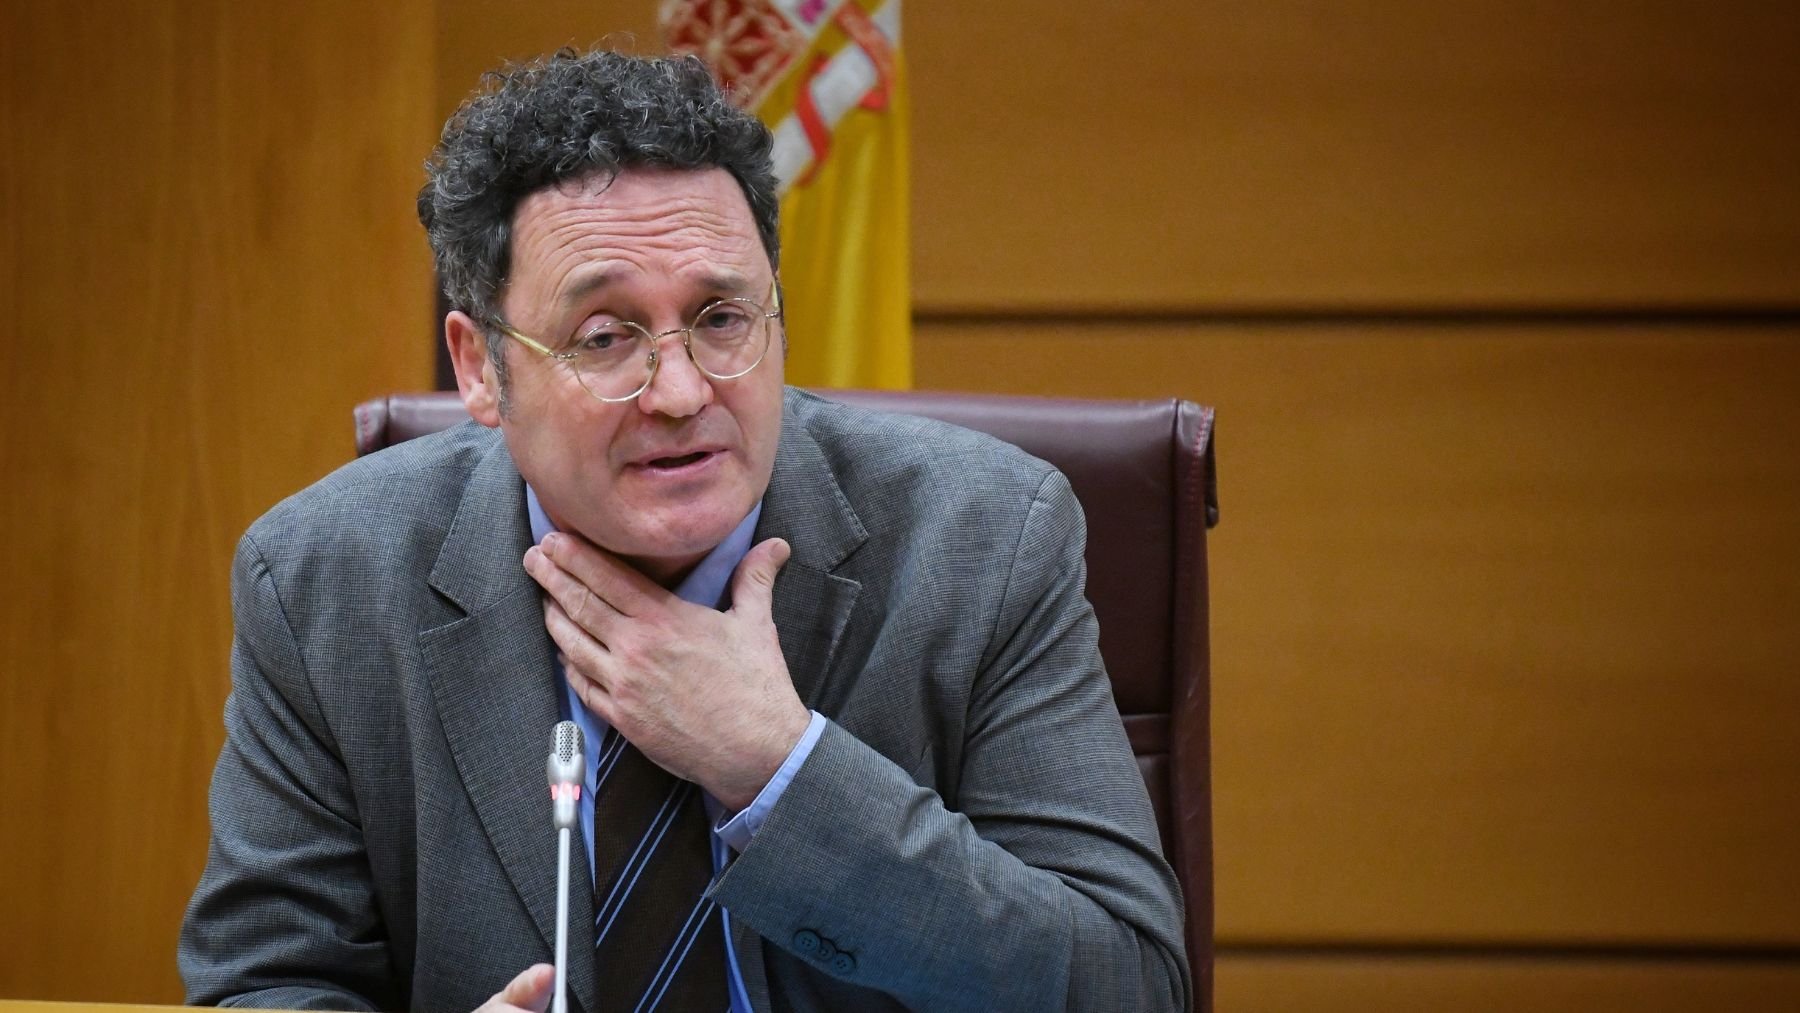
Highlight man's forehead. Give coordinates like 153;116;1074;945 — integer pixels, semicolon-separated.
502;165;768;315
551;264;757;312
512;167;759;263
514;165;753;233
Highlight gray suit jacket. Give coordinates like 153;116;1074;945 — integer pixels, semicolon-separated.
181;388;1190;1012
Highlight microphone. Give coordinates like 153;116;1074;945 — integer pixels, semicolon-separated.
548;720;585;830
546;720;585;1013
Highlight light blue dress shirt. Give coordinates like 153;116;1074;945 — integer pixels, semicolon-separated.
526;485;826;1012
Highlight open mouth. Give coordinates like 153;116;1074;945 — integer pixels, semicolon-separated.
648;451;710;469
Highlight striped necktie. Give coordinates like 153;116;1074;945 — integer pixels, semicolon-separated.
591;727;729;1012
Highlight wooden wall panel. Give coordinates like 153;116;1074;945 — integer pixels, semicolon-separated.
907;1;1800;310
915;321;1800;945
1216;953;1800;1012
0;1;435;1003
437;0;659;119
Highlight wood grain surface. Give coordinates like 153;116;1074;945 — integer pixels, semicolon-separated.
0;0;435;1002
909;1;1800;311
1216;951;1800;1013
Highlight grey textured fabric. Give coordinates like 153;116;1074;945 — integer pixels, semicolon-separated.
180;387;1190;1012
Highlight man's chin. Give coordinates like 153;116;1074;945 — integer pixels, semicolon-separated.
618;549;711;587
604;520;741;585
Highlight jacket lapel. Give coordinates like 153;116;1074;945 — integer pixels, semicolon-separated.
416;436;601;1013
757;393;867;710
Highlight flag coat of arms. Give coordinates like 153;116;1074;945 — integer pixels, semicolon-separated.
661;0;912;389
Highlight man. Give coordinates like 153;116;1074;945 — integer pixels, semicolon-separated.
181;50;1189;1012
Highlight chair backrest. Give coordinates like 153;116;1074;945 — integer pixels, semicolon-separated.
354;388;1219;1011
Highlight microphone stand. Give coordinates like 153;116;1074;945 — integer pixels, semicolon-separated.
547;721;585;1013
554;821;572;1013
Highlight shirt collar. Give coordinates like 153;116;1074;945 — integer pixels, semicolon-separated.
524;484;763;609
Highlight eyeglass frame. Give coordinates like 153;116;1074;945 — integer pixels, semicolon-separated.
484;279;783;403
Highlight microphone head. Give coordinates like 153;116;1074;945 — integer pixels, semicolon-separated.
547;720;585;787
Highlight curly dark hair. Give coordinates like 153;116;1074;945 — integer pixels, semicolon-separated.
418;48;781;370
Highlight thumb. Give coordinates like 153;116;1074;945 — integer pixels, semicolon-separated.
729;537;791;618
493;963;555;1013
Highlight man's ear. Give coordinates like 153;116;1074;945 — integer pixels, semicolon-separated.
446;310;503;428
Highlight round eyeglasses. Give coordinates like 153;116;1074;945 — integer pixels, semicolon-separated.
487;281;781;403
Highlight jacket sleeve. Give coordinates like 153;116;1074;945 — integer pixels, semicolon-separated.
178;533;399;1011
711;470;1193;1012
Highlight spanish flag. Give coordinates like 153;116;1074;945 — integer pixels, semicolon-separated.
661;0;912;390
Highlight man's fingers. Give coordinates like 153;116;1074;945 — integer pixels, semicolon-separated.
525;544;625;633
545;600;612;670
536;531;665;616
499;963;554;1009
728;537;791;620
545;605;617;717
486;963;555;1013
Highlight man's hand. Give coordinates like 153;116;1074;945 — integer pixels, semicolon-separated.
523;532;810;811
476;964;554;1013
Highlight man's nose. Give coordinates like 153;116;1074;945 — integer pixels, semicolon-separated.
635;332;714;418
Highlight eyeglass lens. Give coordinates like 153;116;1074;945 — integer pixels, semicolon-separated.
570;298;771;399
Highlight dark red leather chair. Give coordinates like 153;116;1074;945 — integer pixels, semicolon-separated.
354;388;1219;1011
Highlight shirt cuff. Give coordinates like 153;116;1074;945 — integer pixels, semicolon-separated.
715;710;827;852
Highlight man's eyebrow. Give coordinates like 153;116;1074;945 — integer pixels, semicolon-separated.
556;268;625;310
694;270;753;296
556;269;758;311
